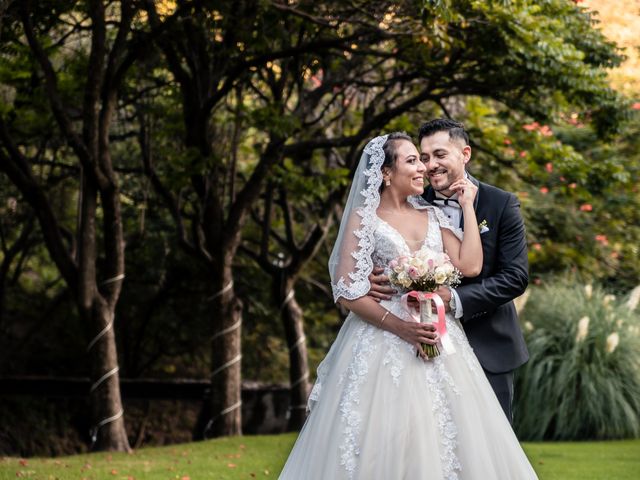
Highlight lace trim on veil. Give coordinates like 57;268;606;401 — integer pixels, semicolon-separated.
331;135;388;302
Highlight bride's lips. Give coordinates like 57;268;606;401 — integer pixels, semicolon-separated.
412;176;424;184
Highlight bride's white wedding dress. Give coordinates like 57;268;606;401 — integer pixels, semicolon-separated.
279;206;538;480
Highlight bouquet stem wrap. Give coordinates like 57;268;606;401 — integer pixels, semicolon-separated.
401;291;456;358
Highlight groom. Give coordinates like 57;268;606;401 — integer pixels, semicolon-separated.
369;118;529;422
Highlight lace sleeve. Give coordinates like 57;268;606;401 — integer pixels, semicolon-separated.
328;135;389;303
430;206;464;241
330;208;375;302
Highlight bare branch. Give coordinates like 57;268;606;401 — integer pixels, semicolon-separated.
0;118;78;289
137;108;199;258
19;1;104;183
277;187;297;251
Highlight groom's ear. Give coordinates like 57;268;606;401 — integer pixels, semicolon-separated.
462;145;472;165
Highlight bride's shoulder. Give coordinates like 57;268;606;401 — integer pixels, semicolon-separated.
407;196;439;218
407;196;433;211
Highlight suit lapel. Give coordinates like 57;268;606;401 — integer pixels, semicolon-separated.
458;173;481;229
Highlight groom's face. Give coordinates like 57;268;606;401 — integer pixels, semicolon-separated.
420;131;471;196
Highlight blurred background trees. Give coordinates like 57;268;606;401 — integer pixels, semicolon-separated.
0;0;638;454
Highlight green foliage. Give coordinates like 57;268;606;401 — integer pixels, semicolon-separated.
514;281;640;440
250;107;300;138
415;0;628;135
447;98;640;289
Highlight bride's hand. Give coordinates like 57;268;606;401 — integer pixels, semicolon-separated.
394;321;438;360
450;178;477;208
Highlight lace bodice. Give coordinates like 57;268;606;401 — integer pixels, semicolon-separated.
372;204;461;275
369;205;460;328
371;207;445;270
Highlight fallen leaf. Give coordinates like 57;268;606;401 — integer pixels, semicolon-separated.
228;463;237;468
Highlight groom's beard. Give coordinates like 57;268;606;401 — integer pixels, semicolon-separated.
429;175;457;196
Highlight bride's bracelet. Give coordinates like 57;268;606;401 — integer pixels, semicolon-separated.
379;310;390;326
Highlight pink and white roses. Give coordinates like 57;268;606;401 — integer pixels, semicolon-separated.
388;247;461;293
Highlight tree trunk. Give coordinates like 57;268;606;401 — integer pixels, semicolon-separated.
78;175;130;451
86;297;130;451
207;266;243;437
280;279;310;430
10;0;157;451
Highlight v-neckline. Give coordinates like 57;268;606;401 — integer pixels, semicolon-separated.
377;215;430;255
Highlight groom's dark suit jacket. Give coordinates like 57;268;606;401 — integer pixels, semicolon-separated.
423;175;529;373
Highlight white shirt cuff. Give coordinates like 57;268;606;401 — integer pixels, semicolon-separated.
451;288;463;319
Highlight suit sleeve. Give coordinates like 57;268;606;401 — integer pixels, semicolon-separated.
456;193;528;320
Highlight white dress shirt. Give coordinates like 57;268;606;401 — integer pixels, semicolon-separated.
432;191;465;319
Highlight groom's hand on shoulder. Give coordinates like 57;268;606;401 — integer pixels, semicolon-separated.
368;267;395;302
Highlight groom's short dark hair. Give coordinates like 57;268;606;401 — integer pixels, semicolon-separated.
418;118;469;145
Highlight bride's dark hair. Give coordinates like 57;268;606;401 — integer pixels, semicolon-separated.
379;132;413;192
381;131;413;170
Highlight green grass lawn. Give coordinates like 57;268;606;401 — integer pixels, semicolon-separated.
2;434;639;479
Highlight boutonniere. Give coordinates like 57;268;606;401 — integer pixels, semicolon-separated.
478;219;490;234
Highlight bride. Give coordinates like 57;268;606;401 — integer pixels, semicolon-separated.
279;133;538;479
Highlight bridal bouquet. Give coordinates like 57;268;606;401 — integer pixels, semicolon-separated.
388;247;461;357
388;247;462;293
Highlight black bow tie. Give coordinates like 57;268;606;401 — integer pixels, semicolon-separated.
433;198;460;207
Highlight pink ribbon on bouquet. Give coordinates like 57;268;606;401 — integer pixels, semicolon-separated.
400;291;456;355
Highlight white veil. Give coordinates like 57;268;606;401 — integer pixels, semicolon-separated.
329;134;389;302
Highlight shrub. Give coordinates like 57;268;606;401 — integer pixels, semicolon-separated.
514;282;640;440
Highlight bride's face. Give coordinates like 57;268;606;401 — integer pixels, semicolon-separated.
384;140;426;196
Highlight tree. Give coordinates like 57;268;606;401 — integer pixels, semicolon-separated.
138;0;424;436
0;0;186;451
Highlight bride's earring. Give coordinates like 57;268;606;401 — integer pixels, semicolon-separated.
385;178;391;187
